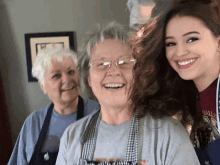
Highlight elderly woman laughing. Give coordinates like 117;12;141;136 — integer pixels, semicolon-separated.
8;49;98;165
56;22;200;165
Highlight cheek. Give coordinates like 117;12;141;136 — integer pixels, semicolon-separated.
90;75;101;87
73;75;79;83
88;72;102;90
75;72;80;80
125;72;134;86
51;82;62;92
191;46;214;61
165;49;172;61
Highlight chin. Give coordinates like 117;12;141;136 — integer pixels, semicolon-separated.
63;96;78;103
107;98;129;106
178;73;195;81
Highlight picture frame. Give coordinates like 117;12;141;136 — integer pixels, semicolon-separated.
25;31;77;82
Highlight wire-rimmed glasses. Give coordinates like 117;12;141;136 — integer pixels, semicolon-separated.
89;56;136;71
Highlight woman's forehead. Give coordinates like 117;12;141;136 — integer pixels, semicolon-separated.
166;16;207;37
46;58;77;73
90;39;130;59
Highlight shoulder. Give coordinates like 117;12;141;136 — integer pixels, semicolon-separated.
59;113;93;155
82;96;99;115
86;99;99;107
140;114;200;164
57;111;96;165
142;114;189;141
62;109;99;144
23;104;50;126
82;96;99;107
63;113;92;138
163;116;189;139
8;104;52;164
19;103;53;136
143;113;186;129
141;114;197;162
30;104;50;117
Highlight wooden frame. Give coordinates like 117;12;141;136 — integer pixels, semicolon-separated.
24;31;77;82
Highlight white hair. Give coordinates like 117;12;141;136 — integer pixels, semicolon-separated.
32;48;78;86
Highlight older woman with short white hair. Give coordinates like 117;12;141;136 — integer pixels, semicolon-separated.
8;48;98;165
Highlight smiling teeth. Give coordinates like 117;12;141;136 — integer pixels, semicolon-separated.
178;59;196;66
63;87;73;91
104;84;124;88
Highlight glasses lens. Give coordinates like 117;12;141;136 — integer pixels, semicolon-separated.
118;57;135;69
90;60;110;70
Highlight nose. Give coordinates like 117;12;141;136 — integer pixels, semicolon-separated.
62;73;71;84
175;43;189;57
106;62;121;76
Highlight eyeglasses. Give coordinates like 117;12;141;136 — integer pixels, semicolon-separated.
89;57;136;71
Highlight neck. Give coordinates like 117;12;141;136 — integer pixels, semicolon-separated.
54;97;79;115
100;103;133;125
194;71;219;92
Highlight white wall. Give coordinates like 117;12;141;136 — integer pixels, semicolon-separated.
0;0;129;144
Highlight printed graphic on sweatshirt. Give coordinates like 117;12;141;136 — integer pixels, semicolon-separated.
94;158;147;165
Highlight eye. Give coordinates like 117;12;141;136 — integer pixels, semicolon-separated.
52;73;61;79
96;61;110;68
90;60;110;70
165;42;176;47
68;70;75;75
96;62;104;67
99;61;109;66
118;58;135;69
118;60;128;65
187;37;199;43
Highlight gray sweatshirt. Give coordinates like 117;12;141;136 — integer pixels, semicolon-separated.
56;110;200;165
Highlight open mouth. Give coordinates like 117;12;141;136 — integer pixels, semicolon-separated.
177;58;197;66
176;58;197;69
104;83;125;89
62;86;75;92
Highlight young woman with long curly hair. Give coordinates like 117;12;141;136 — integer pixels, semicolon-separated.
129;1;220;164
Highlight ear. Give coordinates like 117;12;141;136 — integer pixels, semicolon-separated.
88;75;91;87
39;81;47;94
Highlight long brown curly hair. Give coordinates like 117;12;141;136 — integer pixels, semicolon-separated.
129;1;220;148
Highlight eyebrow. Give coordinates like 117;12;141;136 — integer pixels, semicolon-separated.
165;31;200;40
91;55;129;61
183;31;200;36
50;66;74;74
67;66;74;70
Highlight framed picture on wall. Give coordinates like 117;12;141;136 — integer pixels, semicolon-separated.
24;31;77;82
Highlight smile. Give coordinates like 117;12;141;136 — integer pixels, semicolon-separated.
104;83;125;89
177;58;196;66
62;86;74;91
176;58;197;69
